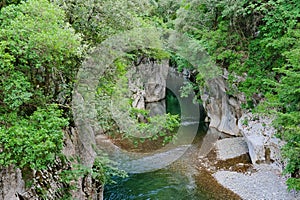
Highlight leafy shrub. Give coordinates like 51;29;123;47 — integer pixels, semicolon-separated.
0;0;84;110
60;156;127;186
0;105;68;170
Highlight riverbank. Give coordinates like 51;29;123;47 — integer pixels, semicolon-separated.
198;146;299;200
214;164;299;200
197;126;300;200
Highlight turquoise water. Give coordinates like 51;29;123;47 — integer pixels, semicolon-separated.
103;125;218;200
104;169;209;200
103;73;235;200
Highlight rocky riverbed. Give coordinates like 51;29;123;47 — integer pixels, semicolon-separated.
214;164;299;200
197;114;300;200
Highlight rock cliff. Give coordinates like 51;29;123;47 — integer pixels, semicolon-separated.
238;112;284;170
200;72;284;171
0;127;102;200
201;76;242;136
129;58;169;116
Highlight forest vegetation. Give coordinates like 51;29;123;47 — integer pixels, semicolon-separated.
0;0;299;195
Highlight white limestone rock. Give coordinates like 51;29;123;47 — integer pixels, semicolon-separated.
215;137;249;160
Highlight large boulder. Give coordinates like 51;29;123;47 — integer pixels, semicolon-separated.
244;134;265;164
238;113;284;169
201;77;242;136
215;137;249;160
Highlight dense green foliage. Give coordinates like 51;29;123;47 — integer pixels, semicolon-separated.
0;105;68;169
0;0;299;194
0;0;83;170
51;0;151;44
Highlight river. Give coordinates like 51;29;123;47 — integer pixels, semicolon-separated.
104;81;241;200
104;123;241;199
104;71;239;200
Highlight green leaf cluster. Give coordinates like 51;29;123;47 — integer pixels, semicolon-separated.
51;0;151;44
0;0;83;172
0;0;84;112
0;105;68;170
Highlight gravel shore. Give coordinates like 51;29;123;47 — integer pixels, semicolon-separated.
213;164;299;200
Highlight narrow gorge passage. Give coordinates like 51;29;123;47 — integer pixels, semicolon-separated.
104;72;241;200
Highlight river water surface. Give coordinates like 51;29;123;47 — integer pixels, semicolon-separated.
104;123;242;200
103;72;241;200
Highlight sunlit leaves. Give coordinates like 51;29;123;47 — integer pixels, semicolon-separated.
0;105;68;170
0;0;82;172
51;0;151;44
3;72;32;110
0;0;84;105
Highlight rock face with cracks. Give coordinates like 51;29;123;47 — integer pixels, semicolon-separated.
0;166;25;200
129;58;169;116
201;77;242;136
199;73;296;199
